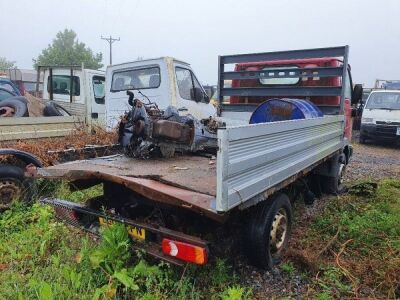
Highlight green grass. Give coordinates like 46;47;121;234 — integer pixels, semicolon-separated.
299;179;400;298
280;262;296;277
0;182;252;300
2;179;399;299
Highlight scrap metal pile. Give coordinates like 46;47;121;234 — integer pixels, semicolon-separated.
118;91;220;158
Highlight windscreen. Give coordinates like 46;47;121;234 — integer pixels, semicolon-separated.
47;75;80;96
366;92;400;110
111;67;160;91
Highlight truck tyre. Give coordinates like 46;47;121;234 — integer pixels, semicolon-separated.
322;161;346;195
0;98;28;117
43;103;71;116
359;134;366;144
0;165;35;211
245;193;292;269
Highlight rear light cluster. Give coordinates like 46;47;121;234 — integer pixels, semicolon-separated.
162;238;208;265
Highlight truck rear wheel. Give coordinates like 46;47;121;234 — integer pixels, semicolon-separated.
245;193;292;269
0;165;35;211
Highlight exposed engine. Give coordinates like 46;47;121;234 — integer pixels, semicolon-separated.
118;91;220;158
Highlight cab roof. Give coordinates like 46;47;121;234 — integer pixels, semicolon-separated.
108;57;190;69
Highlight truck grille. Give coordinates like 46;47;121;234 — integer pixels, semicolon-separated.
376;125;398;137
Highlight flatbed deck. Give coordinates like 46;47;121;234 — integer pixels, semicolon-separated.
38;154;221;220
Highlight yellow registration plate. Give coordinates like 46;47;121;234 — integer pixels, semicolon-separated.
99;217;146;241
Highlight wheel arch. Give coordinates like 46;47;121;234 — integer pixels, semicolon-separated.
0;149;42;168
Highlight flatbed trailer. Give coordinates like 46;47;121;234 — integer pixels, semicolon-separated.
39;46;362;268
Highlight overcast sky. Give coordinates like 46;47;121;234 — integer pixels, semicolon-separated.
1;0;399;86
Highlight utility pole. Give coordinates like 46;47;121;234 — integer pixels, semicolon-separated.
101;35;120;65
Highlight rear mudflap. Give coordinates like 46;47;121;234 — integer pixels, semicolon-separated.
40;197;209;266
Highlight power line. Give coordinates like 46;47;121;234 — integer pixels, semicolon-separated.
101;35;120;65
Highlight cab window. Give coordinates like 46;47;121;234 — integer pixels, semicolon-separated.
344;70;352;99
93;75;105;104
259;66;299;85
47;75;80;96
175;67;207;102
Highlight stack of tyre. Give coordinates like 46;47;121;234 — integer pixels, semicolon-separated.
0;96;70;117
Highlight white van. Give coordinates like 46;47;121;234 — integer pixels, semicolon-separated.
42;67;106;126
105;57;216;129
360;90;400;143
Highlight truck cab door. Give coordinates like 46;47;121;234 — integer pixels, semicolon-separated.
343;69;353;141
88;74;106;127
174;65;216;119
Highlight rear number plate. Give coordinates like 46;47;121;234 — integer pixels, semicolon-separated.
99;217;146;241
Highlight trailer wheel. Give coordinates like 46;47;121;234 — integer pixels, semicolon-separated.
245;193;292;269
0;165;35;210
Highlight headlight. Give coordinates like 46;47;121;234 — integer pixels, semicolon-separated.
361;117;374;124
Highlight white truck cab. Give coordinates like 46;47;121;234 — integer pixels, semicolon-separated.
42;67;106;126
360;90;400;143
105;57;216;129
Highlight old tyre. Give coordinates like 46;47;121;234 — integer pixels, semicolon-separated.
0;98;28;117
245;193;293;269
43;103;71;116
0;165;35;211
6;96;28;105
322;160;346;195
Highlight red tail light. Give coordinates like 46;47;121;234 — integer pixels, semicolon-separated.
162;238;208;265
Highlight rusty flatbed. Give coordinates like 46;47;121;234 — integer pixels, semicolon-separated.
38;153;221;220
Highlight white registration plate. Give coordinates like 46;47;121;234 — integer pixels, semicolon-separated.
397;127;400;136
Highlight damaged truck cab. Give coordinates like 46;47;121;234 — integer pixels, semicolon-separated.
105;57;216;130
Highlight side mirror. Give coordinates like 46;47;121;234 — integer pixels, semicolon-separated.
204;93;210;103
352;84;363;105
127;91;135;106
191;87;204;102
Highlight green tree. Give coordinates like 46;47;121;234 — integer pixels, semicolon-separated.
33;29;103;69
0;57;16;69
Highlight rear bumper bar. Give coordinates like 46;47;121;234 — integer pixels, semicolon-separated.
40;197;209;266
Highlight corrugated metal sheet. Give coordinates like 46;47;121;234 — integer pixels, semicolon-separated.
216;115;344;212
0;116;84;141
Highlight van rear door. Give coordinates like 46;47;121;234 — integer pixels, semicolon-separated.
86;71;106;127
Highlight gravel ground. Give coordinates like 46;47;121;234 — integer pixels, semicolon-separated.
347;141;400;181
235;135;399;299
